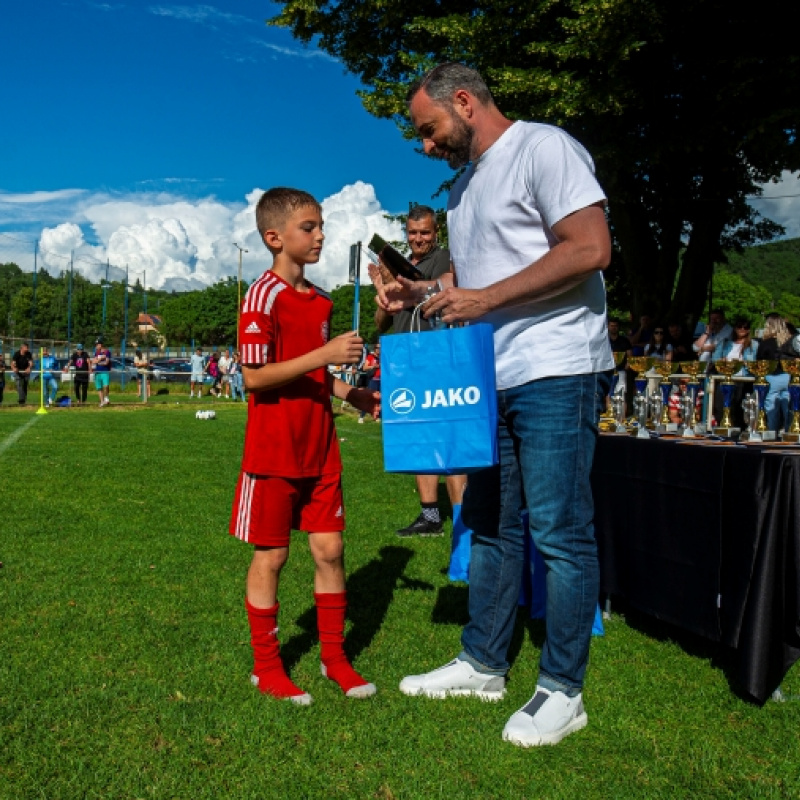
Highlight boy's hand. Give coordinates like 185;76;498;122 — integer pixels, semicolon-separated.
322;331;364;366
346;387;381;419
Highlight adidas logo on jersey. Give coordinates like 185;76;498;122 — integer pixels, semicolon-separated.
245;321;261;334
335;506;343;518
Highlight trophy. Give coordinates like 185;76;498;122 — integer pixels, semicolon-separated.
600;352;627;432
782;360;800;443
679;361;706;437
627;356;654;438
741;393;759;441
711;359;744;437
650;360;675;430
744;360;778;442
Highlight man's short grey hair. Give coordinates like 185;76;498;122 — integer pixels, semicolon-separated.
407;62;493;107
408;205;437;224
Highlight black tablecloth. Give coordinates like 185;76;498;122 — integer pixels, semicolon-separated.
592;435;800;703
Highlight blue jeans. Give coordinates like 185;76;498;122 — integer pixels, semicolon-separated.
45;377;58;403
765;374;790;432
459;371;611;696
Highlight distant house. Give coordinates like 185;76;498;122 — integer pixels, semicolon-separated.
136;313;162;334
135;313;165;348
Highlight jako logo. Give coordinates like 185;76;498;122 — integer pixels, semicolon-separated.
421;387;481;408
389;388;416;414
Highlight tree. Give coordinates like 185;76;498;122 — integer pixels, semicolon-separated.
271;0;799;325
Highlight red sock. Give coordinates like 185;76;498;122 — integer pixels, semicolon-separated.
245;598;307;700
315;592;371;694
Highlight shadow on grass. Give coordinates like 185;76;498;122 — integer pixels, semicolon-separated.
608;597;762;703
282;545;428;669
430;583;547;667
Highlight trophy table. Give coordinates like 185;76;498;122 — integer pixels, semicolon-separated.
711;359;744;437
782;360;800;443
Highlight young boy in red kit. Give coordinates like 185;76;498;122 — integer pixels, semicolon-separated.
230;187;381;705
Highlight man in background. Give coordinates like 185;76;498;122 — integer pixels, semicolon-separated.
11;343;33;406
375;205;466;538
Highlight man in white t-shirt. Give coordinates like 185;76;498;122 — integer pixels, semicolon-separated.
693;308;732;364
189;348;206;398
372;63;613;748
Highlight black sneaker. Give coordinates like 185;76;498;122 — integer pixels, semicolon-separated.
396;513;444;538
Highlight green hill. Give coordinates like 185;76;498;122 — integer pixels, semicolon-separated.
721;237;800;299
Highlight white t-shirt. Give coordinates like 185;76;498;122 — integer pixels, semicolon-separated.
448;121;614;390
218;355;231;375
190;354;205;376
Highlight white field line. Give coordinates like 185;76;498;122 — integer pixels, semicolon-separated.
0;415;42;458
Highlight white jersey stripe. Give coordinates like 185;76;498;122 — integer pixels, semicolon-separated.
236;473;255;542
255;275;277;312
243;273;275;313
265;283;286;315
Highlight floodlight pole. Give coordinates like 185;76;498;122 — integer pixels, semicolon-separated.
67;251;74;351
29;240;38;347
233;243;248;349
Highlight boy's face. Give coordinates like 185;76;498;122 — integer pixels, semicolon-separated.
268;205;324;264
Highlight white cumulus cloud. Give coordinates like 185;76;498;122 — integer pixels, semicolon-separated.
13;182;402;292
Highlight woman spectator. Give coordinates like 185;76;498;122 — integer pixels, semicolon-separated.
712;317;759;429
206;351;222;397
644;327;673;362
229;350;245;402
756;313;796;432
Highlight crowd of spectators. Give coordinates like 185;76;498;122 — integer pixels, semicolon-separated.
0;343;248;407
610;308;800;433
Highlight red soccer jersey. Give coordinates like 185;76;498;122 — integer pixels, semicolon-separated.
238;270;342;478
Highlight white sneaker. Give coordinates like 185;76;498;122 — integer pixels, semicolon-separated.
358;417;364;424
502;687;587;747
399;658;506;701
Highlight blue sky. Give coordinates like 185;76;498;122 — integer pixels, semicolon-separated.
0;0;451;289
1;1;798;291
0;0;450;207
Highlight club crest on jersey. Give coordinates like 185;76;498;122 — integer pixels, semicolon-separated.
245;321;261;334
321;321;329;342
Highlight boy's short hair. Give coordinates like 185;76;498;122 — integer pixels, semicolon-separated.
256;187;321;239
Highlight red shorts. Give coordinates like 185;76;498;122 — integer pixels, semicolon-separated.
229;472;345;547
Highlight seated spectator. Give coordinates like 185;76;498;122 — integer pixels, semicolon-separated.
693;308;732;364
628;313;654;356
644;327;673;362
756;313;797;432
667;321;694;362
711;317;758;429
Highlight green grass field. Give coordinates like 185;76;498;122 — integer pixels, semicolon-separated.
1;401;798;800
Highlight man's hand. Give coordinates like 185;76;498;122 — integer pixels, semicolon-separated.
320;331;364;366
368;262;428;313
345;387;381;419
423;286;493;325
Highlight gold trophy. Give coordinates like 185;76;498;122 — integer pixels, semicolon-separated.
744;360;778;442
680;361;706;436
651;360;675;429
712;359;744;437
782;360;800;443
627;356;655;437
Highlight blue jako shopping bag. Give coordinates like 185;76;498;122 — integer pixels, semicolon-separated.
381;323;498;475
